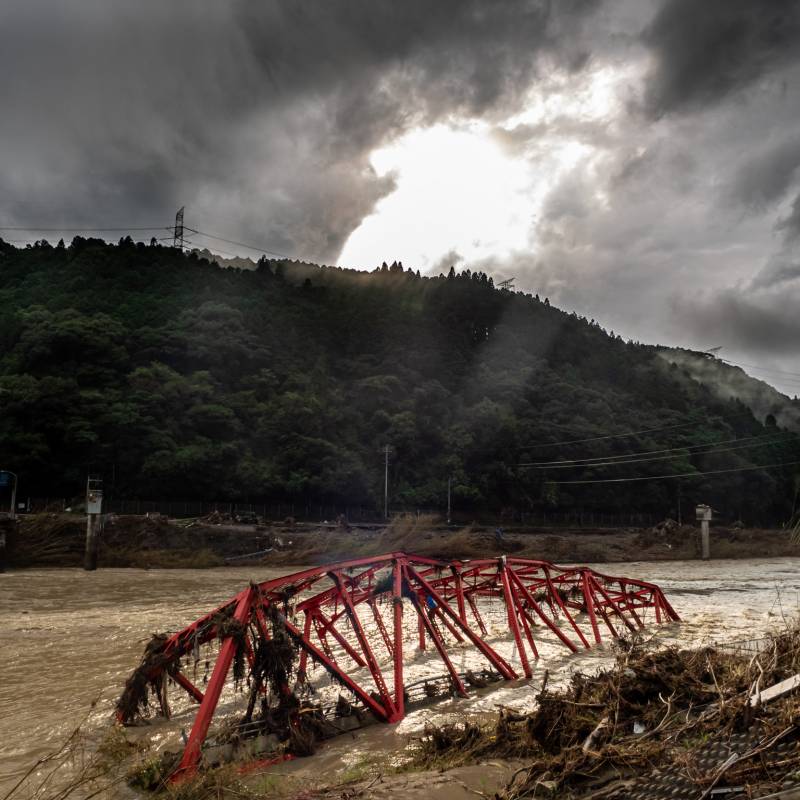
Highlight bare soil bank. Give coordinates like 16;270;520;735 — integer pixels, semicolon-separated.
4;513;797;569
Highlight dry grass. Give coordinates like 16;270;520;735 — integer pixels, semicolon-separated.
271;514;508;564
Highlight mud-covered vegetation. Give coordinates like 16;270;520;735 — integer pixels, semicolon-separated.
415;627;800;799
5;510;799;569
1;238;798;523
4;513;226;568
117;587;344;757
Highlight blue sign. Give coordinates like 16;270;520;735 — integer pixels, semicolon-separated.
0;472;10;487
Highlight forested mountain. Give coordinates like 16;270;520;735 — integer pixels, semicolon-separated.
657;348;800;432
1;237;798;524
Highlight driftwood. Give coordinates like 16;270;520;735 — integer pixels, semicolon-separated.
415;624;800;799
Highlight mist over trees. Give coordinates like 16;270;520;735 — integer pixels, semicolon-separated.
1;237;798;524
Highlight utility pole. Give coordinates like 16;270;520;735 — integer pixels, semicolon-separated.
383;445;391;520
447;476;452;524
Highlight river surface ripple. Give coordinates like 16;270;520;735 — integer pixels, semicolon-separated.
1;559;798;792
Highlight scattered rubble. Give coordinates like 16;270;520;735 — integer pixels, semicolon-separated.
414;626;800;799
4;512;798;570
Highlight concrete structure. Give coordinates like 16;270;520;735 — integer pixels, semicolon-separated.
696;503;712;559
84;477;103;571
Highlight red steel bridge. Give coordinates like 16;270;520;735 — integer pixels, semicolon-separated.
117;552;679;780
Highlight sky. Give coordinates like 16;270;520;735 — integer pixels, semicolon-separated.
1;0;799;395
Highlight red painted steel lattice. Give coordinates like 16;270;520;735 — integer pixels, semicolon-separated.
117;552;679;780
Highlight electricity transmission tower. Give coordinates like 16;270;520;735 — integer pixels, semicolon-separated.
173;207;185;250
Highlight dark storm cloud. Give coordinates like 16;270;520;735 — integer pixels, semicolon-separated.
749;240;800;290
4;0;799;394
669;289;800;356
776;193;800;243
729;136;800;208
642;0;800;117
0;0;599;263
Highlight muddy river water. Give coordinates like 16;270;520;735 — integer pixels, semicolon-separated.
2;558;799;795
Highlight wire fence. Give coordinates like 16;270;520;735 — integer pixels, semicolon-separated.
24;497;659;528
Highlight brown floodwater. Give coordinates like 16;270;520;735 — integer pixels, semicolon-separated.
1;559;799;796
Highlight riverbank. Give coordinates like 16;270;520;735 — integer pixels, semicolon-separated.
3;559;800;799
4;512;797;570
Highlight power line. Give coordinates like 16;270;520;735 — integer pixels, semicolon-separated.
520;432;796;468
729;370;800;389
187;228;294;260
525;420;705;449
724;366;800;389
455;412;766;460
720;358;800;381
192;244;245;260
523;435;797;470
522;411;759;451
0;225;169;232
1;216;325;272
548;459;800;485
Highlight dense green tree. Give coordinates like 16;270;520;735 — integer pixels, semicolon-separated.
0;238;798;524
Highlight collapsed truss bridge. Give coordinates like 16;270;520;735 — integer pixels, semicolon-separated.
117;552;679;780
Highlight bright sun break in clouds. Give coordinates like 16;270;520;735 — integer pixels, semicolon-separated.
338;123;536;271
337;67;625;273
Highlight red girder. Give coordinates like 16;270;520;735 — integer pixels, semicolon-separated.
118;552;679;781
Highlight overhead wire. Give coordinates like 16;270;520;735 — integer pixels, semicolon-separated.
720;358;800;381
720;366;800;389
518;411;759;451
522;435;797;470
548;460;800;485
430;412;765;460
520;420;718;449
186;228;294;260
0;225;170;232
519;432;797;468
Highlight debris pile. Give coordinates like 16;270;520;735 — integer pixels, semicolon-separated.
8;513;84;566
415;626;800;799
116;634;178;723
